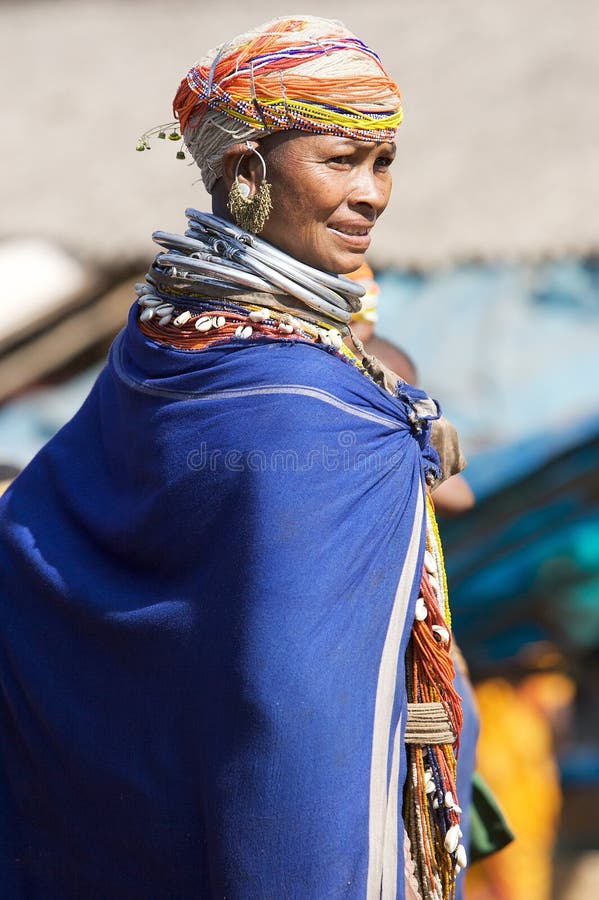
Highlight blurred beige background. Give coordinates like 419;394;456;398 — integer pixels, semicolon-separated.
1;0;598;268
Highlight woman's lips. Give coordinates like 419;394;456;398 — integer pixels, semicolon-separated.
327;225;372;250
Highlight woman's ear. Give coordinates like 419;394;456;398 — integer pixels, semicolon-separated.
220;142;264;198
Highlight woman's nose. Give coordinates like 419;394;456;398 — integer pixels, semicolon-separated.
348;167;389;216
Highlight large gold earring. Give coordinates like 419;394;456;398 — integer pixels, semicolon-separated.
227;143;272;234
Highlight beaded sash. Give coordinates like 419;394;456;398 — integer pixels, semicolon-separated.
403;497;465;899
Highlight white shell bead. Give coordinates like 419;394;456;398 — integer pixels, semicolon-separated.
249;308;271;322
173;311;192;327
155;304;175;316
456;844;467;868
235;325;253;338
328;329;343;349
424;768;433;783
428;575;440;594
279;322;294;334
424;550;436;573
215;316;226;328
444;791;454;809
425;780;436;794
139;308;155;322
158;314;172;326
444;824;460;854
195;316;213;332
433;797;440;809
415;596;428;621
432;625;450;644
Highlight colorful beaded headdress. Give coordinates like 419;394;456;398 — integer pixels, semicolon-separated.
170;16;403;191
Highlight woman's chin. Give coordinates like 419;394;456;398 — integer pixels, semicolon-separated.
328;249;367;276
259;228;366;275
301;246;366;275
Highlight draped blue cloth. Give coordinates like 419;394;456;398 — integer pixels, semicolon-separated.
1;306;449;899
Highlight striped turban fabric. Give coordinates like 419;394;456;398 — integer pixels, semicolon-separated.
173;15;403;191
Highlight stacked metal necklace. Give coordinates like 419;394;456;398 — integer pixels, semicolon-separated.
136;209;366;358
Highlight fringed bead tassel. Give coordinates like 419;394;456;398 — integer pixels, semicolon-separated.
403;500;466;900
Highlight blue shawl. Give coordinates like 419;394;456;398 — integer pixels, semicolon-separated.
1;305;443;899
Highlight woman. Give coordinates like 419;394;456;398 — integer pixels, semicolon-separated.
0;16;468;899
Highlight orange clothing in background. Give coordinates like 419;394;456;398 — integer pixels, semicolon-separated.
466;677;563;900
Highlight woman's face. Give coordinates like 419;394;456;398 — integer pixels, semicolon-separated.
258;133;396;274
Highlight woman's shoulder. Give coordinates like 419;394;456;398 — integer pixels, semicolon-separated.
238;336;364;387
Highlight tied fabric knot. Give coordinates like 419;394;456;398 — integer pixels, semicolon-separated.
395;382;442;485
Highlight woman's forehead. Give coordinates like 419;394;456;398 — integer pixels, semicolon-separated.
315;136;396;152
265;131;396;157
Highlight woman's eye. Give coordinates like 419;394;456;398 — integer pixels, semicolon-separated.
327;156;352;165
376;156;393;169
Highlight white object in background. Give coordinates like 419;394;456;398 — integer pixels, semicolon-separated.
0;239;91;342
